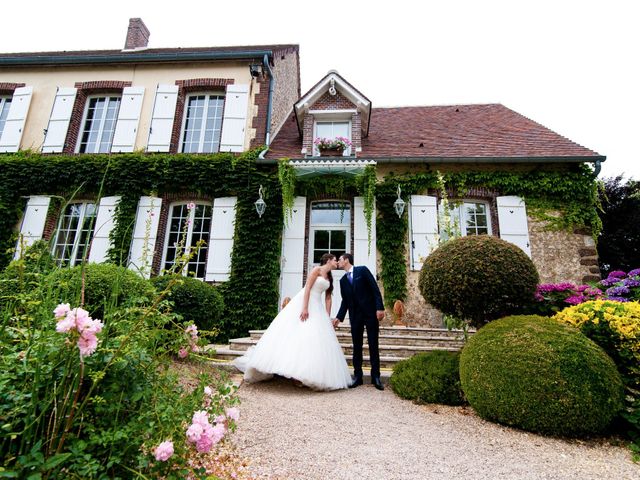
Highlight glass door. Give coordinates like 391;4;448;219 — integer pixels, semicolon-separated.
308;201;350;317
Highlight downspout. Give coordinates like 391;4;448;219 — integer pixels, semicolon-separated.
592;159;602;178
259;54;275;160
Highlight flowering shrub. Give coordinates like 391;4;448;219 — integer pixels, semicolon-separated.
553;300;640;387
313;136;353;150
0;253;240;478
599;268;640;302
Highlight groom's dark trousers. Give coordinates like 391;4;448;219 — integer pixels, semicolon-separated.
336;266;385;379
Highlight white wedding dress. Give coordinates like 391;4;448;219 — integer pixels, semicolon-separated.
234;276;351;390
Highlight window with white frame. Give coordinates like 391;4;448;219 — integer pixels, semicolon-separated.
77;96;122;153
52;202;97;266
314;121;351;156
180;94;225;153
162;202;213;279
0;96;12;139
449;201;491;236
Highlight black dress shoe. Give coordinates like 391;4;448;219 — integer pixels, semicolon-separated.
372;377;384;391
348;377;363;388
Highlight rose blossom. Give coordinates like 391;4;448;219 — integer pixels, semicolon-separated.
154;440;174;462
192;410;209;427
195;433;213;453
186;423;204;443
77;334;99;357
225;407;240;422
53;303;71;319
204;386;213;396
178;348;188;359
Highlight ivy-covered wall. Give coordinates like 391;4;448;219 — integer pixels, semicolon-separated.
0;150;283;339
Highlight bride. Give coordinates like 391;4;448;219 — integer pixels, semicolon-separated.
234;253;352;390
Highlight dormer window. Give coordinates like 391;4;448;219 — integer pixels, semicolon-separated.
314;120;351;156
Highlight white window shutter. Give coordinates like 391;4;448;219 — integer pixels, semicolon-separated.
353;196;376;276
147;84;178;152
0;86;33;153
205;197;237;282
111;87;145;153
88;196;121;263
42;87;77;153
219;84;249;153
497;196;531;257
14;196;51;259
409;195;438;271
128;196;162;278
279;197;306;304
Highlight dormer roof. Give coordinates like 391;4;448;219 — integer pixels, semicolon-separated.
294;70;372;136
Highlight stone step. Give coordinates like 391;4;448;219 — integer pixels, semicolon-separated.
229;336;463;355
249;326;469;341
212;345;456;370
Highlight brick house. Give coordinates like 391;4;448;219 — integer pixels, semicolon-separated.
0;20;604;328
263;71;605;324
0;18;299;283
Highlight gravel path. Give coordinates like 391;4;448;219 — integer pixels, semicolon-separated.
234;377;639;480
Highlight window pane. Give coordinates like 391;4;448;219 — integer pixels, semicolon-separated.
52;202;96;266
310;202;350;225
0;97;11;138
164;202;212;279
330;230;346;250
314;230;329;249
182;95;224;153
79;96;120;153
464;202;489;236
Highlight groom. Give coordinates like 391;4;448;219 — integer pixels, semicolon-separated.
333;253;385;390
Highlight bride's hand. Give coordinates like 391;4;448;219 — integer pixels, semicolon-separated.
300;308;309;322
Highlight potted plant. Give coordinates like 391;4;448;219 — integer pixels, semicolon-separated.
314;136;353;157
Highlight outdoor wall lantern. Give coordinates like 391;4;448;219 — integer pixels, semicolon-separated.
394;185;406;218
249;64;263;78
254;185;266;218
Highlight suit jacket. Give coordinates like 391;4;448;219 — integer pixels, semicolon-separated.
336;265;384;324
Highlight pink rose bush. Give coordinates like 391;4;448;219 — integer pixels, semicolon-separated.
54;303;103;358
177;324;201;359
153;440;174;461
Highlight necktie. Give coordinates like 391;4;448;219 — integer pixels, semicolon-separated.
347;271;353;284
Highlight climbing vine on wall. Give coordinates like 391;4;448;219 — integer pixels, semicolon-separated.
0;150;283;340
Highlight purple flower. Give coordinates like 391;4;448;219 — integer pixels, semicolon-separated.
628;268;640;277
606;296;629;302
606;286;631;297
537;283;576;294
623;278;640;288
608;270;627;279
564;295;586;305
583;287;603;297
599;278;620;287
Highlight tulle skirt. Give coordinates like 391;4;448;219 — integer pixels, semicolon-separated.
234;287;351;391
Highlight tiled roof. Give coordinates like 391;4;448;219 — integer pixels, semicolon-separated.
267;103;602;160
0;45;299;65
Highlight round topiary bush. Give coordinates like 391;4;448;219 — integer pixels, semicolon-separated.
45;263;155;317
419;235;539;327
459;315;625;437
390;351;465;405
152;275;224;336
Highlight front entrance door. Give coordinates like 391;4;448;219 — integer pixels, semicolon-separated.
308;201;350;318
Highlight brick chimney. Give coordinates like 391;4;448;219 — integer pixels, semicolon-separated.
124;18;150;50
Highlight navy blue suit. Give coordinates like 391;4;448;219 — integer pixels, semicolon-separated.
336;266;384;379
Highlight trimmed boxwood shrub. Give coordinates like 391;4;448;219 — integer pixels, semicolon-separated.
151;275;224;337
44;263;155;318
419;235;539;327
459;315;625;437
390;351;465;405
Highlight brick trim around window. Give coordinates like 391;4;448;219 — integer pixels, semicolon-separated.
151;192;213;277
0;82;25;95
170;78;235;154
63;80;132;153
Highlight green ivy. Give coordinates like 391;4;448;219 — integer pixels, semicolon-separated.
374;165;600;307
0;150;283;340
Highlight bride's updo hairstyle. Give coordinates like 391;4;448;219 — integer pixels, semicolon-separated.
319;253;336;295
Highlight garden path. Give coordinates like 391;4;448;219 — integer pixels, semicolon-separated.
233;377;639;480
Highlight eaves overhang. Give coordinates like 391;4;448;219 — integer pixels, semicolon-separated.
0;49;276;67
257;155;606;165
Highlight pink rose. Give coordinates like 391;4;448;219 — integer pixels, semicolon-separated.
154;440;174;461
178;348;188;359
204;386;213;396
225;407;240;422
192;410;209;427
55;316;75;333
215;414;226;425
73;308;92;330
53;303;71;319
210;422;226;444
195;434;213;453
186;423;204;443
77;334;98;357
